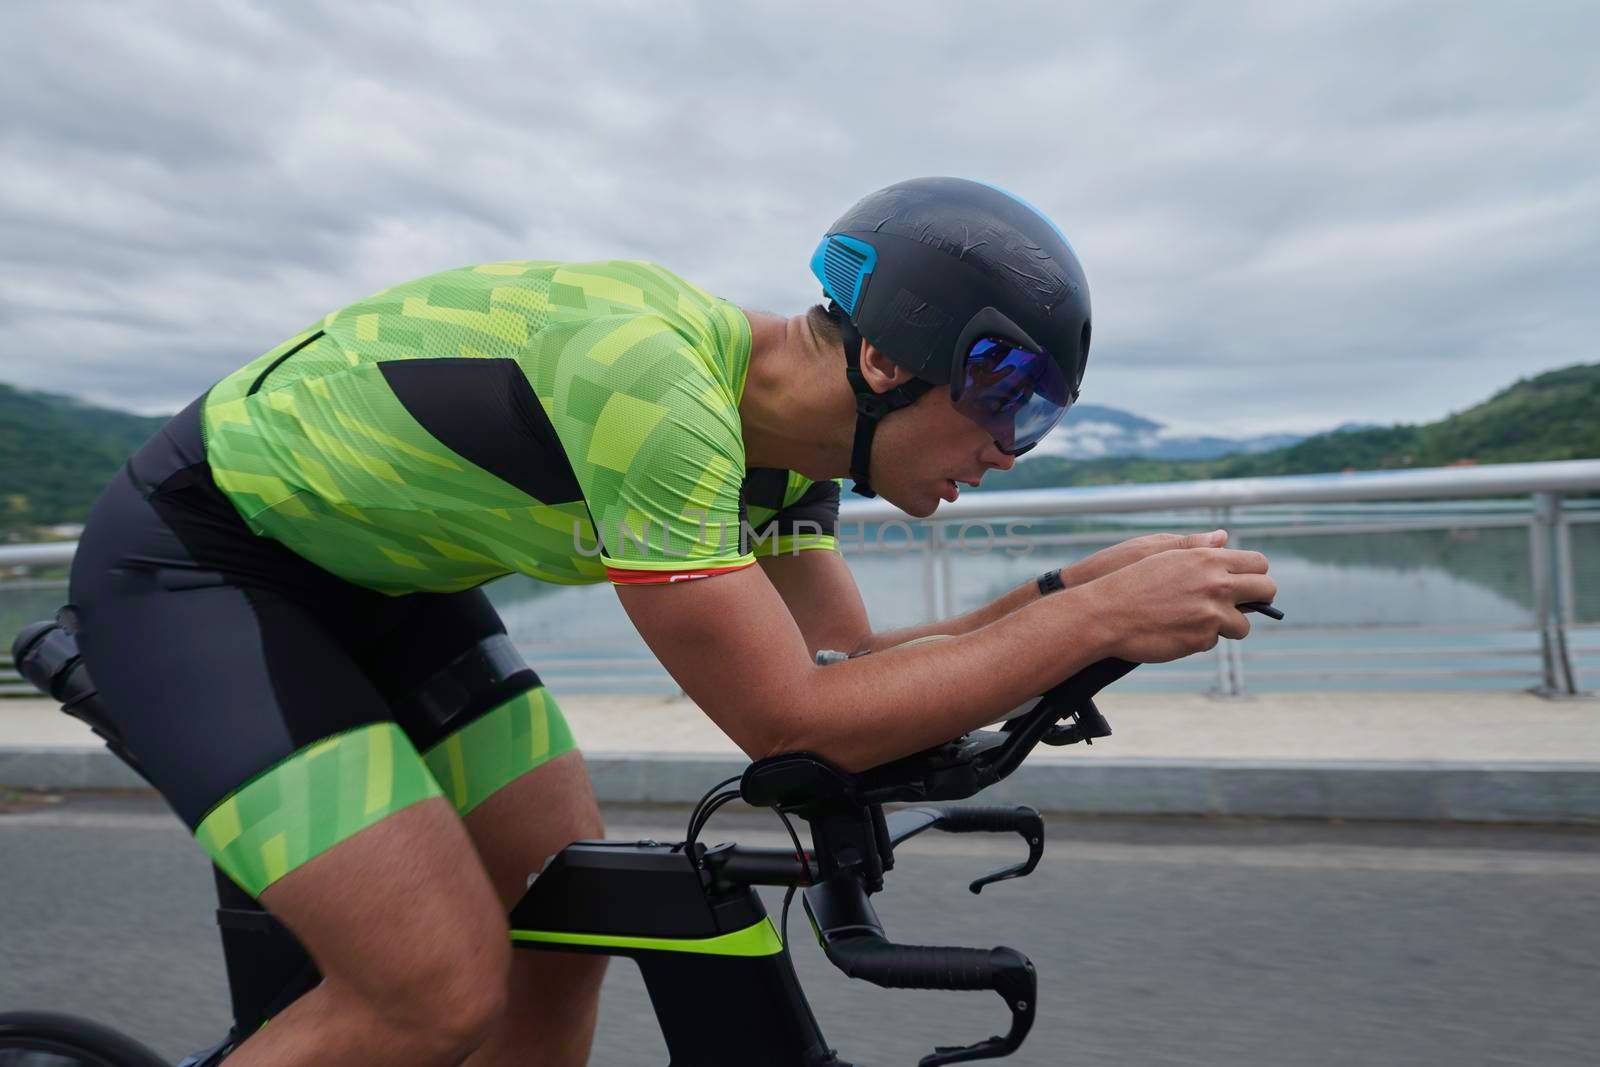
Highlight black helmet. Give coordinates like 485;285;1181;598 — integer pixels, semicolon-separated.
810;177;1092;497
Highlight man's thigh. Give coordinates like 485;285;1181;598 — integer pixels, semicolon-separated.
459;749;603;908
364;591;608;1063
457;750;607;1066
362;587;599;905
258;795;508;1005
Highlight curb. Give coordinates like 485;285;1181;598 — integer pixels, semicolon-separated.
586;754;1600;825
1;747;148;792
7;747;1596;825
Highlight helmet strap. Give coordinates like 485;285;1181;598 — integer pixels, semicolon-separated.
835;306;933;498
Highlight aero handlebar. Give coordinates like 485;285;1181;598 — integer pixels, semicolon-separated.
738;603;1283;1066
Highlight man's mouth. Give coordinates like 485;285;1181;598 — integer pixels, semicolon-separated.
941;475;982;502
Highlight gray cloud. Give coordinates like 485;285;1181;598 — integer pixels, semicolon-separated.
1;0;1596;436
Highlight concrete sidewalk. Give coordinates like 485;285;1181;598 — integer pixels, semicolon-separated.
4;691;1598;823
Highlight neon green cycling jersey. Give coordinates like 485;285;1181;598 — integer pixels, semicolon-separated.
201;259;839;593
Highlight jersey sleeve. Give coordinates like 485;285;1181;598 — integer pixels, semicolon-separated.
544;315;756;585
742;469;842;559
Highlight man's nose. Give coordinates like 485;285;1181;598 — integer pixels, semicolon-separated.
981;441;1016;471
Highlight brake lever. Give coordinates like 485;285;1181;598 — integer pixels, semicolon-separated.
1041;697;1112;747
907;806;1046;894
1039;607;1280;748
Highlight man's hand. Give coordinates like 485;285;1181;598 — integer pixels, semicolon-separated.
1061;530;1230;588
1076;547;1276;663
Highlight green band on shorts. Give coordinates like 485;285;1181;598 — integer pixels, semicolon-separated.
423;686;576;816
194;722;443;897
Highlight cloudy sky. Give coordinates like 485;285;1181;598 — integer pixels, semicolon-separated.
2;0;1595;435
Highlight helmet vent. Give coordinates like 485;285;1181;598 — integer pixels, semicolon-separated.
821;236;875;316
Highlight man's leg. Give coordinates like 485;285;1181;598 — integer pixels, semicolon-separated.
230;795;511;1067
71;522;519;1066
459;749;609;1067
367;588;609;1066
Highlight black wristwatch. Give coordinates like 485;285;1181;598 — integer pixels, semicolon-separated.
1036;568;1065;596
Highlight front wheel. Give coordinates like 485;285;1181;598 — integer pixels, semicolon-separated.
0;1012;168;1067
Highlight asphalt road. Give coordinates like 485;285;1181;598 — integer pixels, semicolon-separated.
3;793;1598;1066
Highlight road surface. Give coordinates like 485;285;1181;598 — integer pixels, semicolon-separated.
3;792;1597;1065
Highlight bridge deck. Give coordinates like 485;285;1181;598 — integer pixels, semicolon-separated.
5;689;1596;764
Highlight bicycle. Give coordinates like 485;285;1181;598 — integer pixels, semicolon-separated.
2;605;1278;1065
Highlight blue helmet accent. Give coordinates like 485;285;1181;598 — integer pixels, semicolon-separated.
809;234;878;317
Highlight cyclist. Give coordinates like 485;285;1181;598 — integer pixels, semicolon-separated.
66;176;1274;1066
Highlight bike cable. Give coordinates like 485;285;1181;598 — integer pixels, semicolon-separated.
686;790;742;864
774;806;806;869
686;775;742;845
780;884;797;949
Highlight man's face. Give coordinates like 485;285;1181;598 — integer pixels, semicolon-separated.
868;385;1017;518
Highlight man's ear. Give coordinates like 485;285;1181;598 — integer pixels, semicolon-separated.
858;340;917;394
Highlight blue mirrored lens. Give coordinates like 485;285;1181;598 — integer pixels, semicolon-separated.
954;337;1072;454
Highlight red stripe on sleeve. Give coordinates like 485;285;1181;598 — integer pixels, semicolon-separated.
605;562;753;586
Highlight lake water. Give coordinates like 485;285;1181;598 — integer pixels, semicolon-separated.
5;502;1595;696
478;503;1600;695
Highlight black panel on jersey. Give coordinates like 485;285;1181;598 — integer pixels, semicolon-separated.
740;467;791;513
379;358;583;505
765;474;841;535
740;469;840;555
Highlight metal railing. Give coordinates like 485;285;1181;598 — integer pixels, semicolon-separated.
3;459;1598;697
0;653;26;697
832;459;1600;697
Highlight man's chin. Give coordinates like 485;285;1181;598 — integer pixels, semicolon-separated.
879;485;940;519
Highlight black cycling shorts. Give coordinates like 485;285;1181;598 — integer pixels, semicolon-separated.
68;396;576;896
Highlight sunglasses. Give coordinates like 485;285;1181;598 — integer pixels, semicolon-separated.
951;337;1078;456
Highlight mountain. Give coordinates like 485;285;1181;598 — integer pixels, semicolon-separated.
1033;403;1309;461
0;386;168;537
985;362;1600;492
2;362;1595;537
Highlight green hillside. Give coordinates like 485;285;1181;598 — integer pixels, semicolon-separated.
1;363;1595;538
0;385;168;536
987;362;1600;492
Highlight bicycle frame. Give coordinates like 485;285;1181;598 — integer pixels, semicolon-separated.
197;839;839;1067
510;840;839;1066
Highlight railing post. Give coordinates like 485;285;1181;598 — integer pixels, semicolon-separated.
1555;501;1582;693
1209;506;1238;697
1556;501;1577;631
1227;519;1248;696
923;524;943;623
1530;492;1579;696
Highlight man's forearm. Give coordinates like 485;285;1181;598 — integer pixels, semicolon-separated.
852;567;1061;654
778;577;1109;772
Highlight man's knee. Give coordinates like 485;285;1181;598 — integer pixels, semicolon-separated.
373;911;513;1059
256;798;515;1061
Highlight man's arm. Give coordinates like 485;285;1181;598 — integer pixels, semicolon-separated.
757;550;871;655
748;473;1043;655
760;548;1040;655
617;545;1273;773
761;530;1234;657
620;562;1100;771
